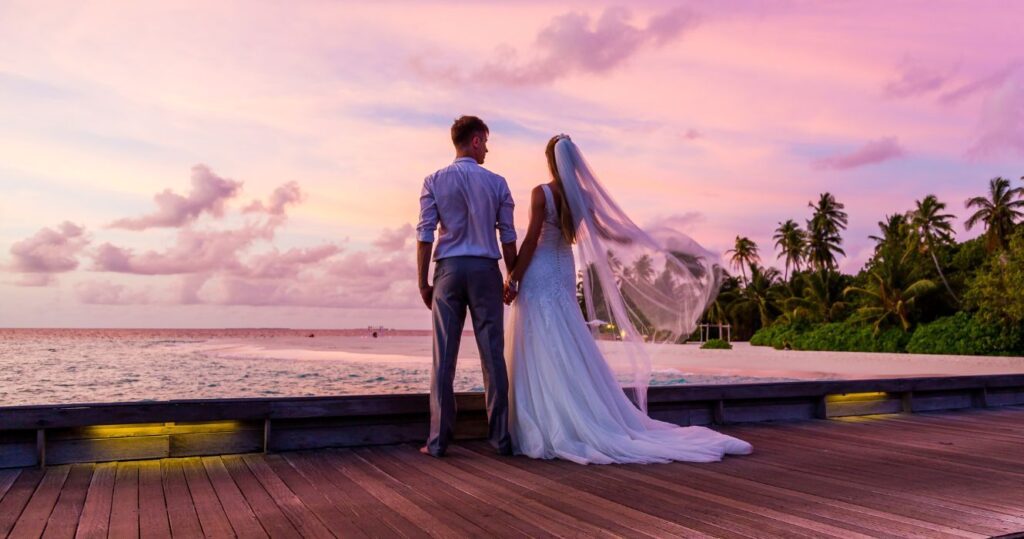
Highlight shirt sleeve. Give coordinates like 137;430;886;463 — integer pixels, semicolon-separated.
496;177;517;244
416;176;438;243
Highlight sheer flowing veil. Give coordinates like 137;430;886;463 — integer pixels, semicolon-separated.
553;135;724;412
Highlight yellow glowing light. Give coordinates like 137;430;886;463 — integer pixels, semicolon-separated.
825;391;890;403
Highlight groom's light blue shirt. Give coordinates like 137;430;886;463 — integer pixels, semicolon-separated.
417;157;516;260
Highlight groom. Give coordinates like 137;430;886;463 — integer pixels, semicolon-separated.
416;115;517;457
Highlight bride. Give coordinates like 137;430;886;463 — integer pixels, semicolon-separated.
503;134;752;464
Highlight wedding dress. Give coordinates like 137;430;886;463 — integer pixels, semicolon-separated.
505;141;751;465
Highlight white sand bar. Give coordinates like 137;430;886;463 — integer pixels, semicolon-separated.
207;336;1024;381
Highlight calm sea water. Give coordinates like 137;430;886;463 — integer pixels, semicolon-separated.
0;328;794;407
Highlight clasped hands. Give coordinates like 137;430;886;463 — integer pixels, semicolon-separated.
503;277;519;305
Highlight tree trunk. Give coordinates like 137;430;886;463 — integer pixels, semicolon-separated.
930;249;959;303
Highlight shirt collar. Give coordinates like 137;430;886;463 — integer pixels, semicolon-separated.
454;156;477;164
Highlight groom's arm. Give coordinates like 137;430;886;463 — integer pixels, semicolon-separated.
416;176;438;310
417;241;433;309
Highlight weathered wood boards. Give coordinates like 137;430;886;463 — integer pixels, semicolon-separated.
2;375;1022;467
3;407;1023;537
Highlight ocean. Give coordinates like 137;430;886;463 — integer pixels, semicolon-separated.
0;328;802;407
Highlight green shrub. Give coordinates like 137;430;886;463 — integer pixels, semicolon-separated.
907;312;1023;356
700;339;733;350
790;323;909;353
750;320;809;350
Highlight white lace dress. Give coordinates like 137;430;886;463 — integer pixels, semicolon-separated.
506;185;752;464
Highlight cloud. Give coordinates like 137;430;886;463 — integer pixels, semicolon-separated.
938;62;1021;106
813;137;907;170
966;69;1024;158
209;247;418;309
883;60;950;98
413;6;700;86
681;129;702;140
75;280;149;304
8;222;90;285
110;164;242;230
237;244;343;279
243;181;303;216
93;224;272;275
372;224;414;252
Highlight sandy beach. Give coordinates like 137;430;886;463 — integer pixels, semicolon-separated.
206;336;1024;380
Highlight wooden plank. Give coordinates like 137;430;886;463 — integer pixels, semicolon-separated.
385;444;620;538
0;468;22;502
41;464;94;539
200;457;267;538
239;454;334;539
3;375;1022;431
446;445;702;538
301;450;461;538
737;422;1024;501
723;427;1024;535
221;455;300;539
460;442;773;539
356;446;532;538
881;414;1024;441
280;454;391;536
170;430;263;457
180;457;235;538
778;421;1024;484
47;421;259;440
318;449;487;538
693;438;1009;537
269;422;428;451
108;461;140;538
256;453;370;537
639;458;980;538
161;458;204;538
600;459;899;538
7;465;70;539
0;469;43;536
48;436;169;465
137;461;171;539
74;462;116;539
0;442;37;469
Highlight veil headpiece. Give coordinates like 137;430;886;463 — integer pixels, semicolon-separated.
553;137;723;411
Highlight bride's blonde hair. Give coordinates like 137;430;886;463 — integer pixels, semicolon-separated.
545;136;576;245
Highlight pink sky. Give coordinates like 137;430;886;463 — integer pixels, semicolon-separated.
1;1;1022;328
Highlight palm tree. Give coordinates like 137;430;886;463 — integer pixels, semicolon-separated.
907;194;959;302
806;193;848;270
729;264;780;327
773;219;805;280
844;256;937;333
725;236;759;285
869;213;910;259
632;254;655;283
783;270;849;323
965;177;1024;252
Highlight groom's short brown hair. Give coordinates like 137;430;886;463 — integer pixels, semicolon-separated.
451;115;489;148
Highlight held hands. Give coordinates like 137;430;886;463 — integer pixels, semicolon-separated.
503;278;519;305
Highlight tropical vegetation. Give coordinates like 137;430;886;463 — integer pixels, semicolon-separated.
716;177;1024;356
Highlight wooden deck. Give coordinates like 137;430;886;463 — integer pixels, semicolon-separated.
1;406;1022;538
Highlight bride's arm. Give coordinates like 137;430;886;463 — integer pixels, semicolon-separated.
507;186;546;289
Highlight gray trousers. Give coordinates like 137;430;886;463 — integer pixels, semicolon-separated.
426;256;511;455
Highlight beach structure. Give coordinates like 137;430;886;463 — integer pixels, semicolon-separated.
1;375;1022;535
